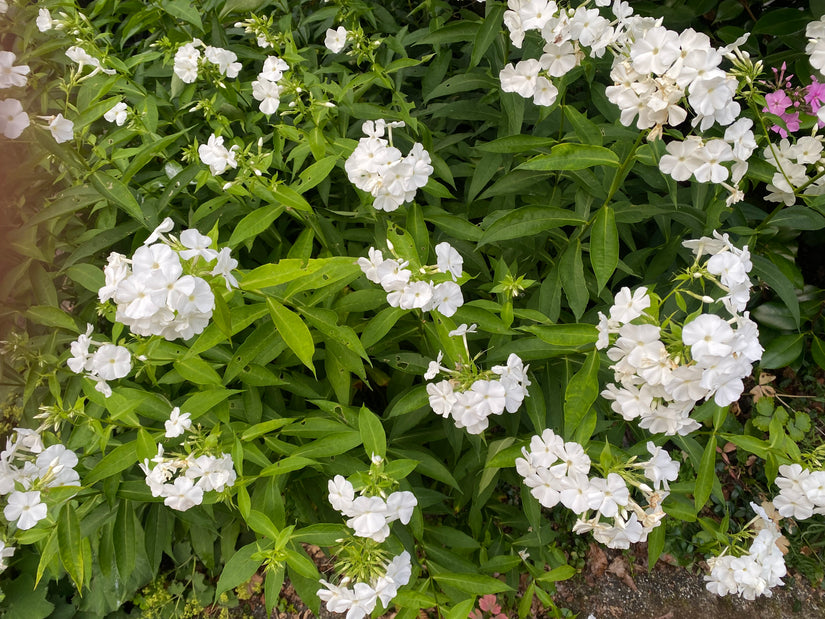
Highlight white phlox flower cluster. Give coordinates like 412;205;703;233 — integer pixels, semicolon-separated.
516;431;678;549
98;218;239;341
772;463;825;520
607;23;741;138
598;233;761;436
67;324;132;397
807;17;825;75
358;242;464;316
0;429;80;536
705;503;787;600
198;133;239;176
658;117;757;205
318;473;415;618
139;444;236;511
425;348;531;435
173;39;241;85
762;135;825;206
317;550;412;619
326;475;417;543
252;56;288;115
345;119;433;212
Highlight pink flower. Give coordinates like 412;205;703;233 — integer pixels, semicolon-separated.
764;90;791;115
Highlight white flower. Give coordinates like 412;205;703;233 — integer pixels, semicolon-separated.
104;102;128;126
328;475;355;514
165;407;192;438
210;247;239;290
65;46;115;76
252;79;282;115
434;242;463;280
67;324;95;374
0;51;30;89
204;46;241;78
424;351;444;380
0;540;14;573
163;476;204;511
90;344;132;381
198;134;238;176
385;491;417;524
47;114;74;144
429;281;463;317
179;229;218;262
173;42;201;83
499;59;541;98
4;490;47;530
325;27;348;53
448;323;477;337
346;495;390;542
37;9;54;32
0;98;29;139
609;286;650;324
259;56;289;82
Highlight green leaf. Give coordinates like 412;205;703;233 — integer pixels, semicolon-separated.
761;333;804;369
242;258;334;291
647;519;666;569
296;156;338;193
516;144;620;171
259;455;319;478
121;132;185;184
470;2;504;66
523;324;598;347
25;306;79;332
751;255;800;328
162;0;203;30
267;298;315;373
85;442;138;485
694;435;717;512
174;357;222;386
812;336;825;371
479;207;586;246
433;573;513;595
537;565;577;582
114;501;135;580
214;542;262;602
564;350;599;443
386;385;430;418
424;73;499;102
65;264;104;292
361;306;405;348
444;598;477;619
564;106;603;146
560;240;588;320
246;510;280;539
476;135;556;154
300;307;369;362
359;406;386;459
241;418;295;441
91;171;148;226
58;504;84;591
229;205;284;247
590;206;618;292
